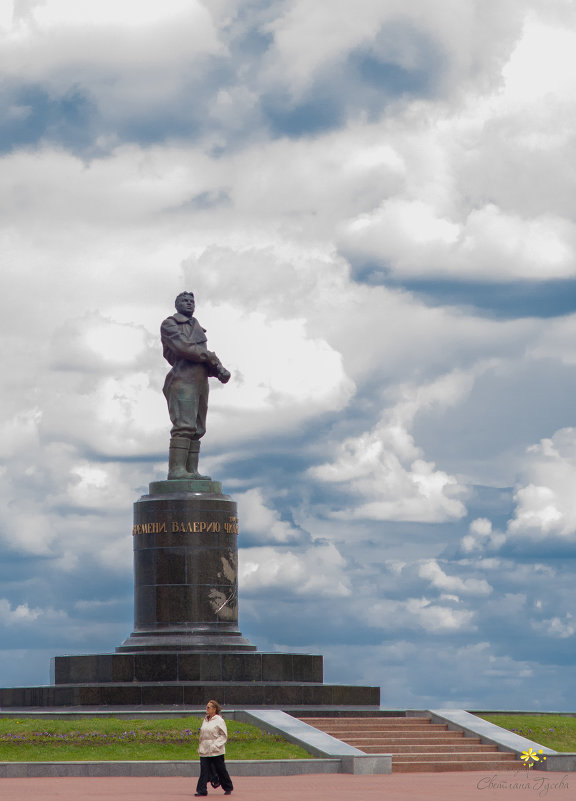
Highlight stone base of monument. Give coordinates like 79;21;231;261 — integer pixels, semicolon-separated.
0;480;379;708
0;652;378;707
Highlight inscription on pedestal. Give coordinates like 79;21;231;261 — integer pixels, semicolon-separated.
133;516;239;536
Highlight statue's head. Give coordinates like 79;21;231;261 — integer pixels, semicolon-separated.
175;292;195;316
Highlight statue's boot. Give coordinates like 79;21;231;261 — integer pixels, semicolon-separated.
167;437;197;480
186;440;211;480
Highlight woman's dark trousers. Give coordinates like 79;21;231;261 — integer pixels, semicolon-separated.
196;755;233;794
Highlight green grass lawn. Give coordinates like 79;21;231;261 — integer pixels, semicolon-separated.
0;716;312;762
480;714;576;752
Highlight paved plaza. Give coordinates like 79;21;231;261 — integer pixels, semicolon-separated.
0;771;573;801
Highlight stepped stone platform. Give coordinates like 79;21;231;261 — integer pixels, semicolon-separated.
0;652;378;708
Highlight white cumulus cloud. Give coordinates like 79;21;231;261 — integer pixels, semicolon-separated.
310;372;470;522
239;542;351;598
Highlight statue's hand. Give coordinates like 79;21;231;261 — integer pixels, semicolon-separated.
217;366;231;384
205;350;219;366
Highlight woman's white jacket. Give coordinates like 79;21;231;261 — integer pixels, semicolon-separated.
198;714;228;757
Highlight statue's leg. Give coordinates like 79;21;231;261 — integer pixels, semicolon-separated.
167;436;196;480
185;379;210;479
186;440;211;480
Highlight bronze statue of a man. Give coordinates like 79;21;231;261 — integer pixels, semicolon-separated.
161;292;230;480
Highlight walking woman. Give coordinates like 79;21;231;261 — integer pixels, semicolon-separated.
194;700;234;796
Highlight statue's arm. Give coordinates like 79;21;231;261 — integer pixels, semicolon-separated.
161;318;210;364
161;318;231;383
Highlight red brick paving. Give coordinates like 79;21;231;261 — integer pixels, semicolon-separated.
0;771;573;801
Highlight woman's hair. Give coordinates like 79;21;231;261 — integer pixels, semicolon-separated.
207;699;222;715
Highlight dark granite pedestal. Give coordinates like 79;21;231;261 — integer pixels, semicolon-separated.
0;480;380;709
118;479;255;652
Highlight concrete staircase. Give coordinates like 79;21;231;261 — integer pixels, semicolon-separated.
298;715;521;772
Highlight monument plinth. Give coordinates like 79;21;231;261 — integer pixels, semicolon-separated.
117;479;255;652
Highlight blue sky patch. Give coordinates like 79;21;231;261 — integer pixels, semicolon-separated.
0;83;96;154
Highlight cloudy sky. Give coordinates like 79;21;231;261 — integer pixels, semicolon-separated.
1;0;576;711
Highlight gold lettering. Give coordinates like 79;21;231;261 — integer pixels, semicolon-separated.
132;519;234;534
224;523;239;534
133;521;169;535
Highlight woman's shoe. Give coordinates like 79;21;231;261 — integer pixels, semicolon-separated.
194;794;207;797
